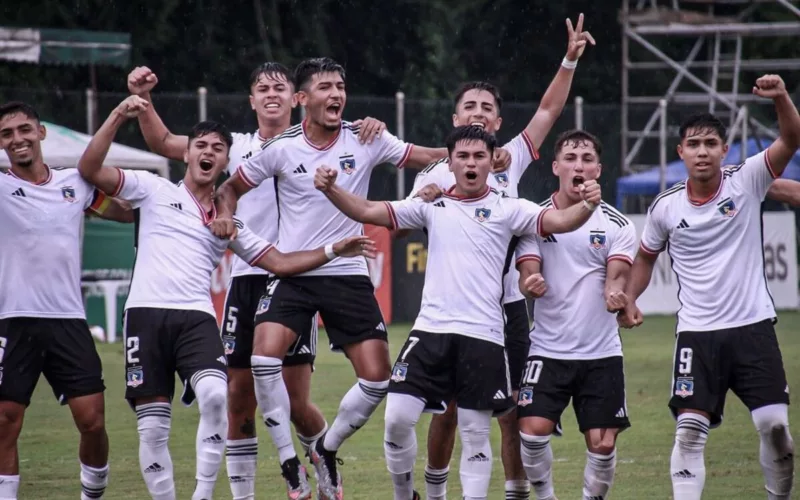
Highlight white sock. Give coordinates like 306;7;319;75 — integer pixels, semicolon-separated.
752;404;795;499
670;412;709;500
251;356;297;464
424;465;448;500
583;449;616;499
80;462;109;500
297;422;328;457
225;438;257;500
519;432;554;500
0;474;19;500
136;402;176;500
192;370;229;500
505;479;531;500
457;407;493;500
384;394;425;500
324;378;388;452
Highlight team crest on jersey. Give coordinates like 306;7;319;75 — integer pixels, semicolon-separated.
126;367;144;388
256;296;271;314
339;155;356;175
494;172;509;188
61;186;76;203
675;377;694;398
475;208;491;222
717;197;737;218
390;362;408;382
589;230;607;249
223;335;236;355
518;387;533;406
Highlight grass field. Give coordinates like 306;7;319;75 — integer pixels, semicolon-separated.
15;313;800;499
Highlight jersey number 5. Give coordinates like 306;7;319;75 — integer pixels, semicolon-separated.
226;306;239;334
522;359;544;385
126;336;140;364
678;347;693;375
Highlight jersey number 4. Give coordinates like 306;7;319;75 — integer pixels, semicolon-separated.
522;359;544;385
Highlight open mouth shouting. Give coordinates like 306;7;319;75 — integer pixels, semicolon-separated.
465;170;478;181
199;159;214;172
572;175;585;190
325;102;342;120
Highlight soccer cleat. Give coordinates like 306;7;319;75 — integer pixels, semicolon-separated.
280;456;313;500
308;435;344;500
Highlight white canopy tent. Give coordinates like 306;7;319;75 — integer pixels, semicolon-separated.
0;121;169;178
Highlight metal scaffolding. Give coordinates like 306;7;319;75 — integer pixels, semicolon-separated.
620;0;800;186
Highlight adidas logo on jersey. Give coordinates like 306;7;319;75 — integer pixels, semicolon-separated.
293;164;308;174
297;345;311;354
433;201;445;207
467;452;490;462
203;433;223;444
170;202;182;210
677;219;689;229
376;322;386;332
11;188;26;197
144;463;164;473
616;407;627;418
493;390;506;400
216;355;227;365
543;234;557;243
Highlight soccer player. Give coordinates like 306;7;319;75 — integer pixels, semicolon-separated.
77;95;375;500
125;62;385;499
620;74;799;499
211;56;451;500
407;14;595;500
0;101;134;500
513;130;636;500
314;125;603;500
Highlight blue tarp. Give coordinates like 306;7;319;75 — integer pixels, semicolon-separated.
615;138;800;208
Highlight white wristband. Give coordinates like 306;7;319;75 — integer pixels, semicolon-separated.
583;199;598;211
324;244;337;260
562;57;578;70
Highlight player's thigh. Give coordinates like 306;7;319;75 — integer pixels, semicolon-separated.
389;330;453;414
283;312;318;369
316;276;388;352
221;275;271;369
572;356;630;435
41;319;105;405
730;319;790;411
174;311;228;406
504;299;531;392
516;355;574;427
454;335;514;416
669;330;728;427
0;318;44;407
254;277;317;353
122;309;175;409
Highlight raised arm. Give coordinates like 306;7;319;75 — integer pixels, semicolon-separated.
128;66;188;160
92;197;135;223
208;173;254;239
767;178;800;206
524;14;595;152
314;166;394;227
753;75;800;177
78;96;147;194
405;146;448;169
538;180;600;235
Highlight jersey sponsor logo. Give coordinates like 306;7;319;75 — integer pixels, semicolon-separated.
494;172;509;187
590;230;607;249
475;208;491;222
390;362;408;382
717;197;737;218
518;386;533;406
126;367;144;387
675;376;694;398
339;155;356;175
223;335;236;355
61;186;76;203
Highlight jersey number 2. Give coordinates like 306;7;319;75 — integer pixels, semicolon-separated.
678;347;693;375
126;336;140;364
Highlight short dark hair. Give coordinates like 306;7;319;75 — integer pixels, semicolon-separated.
679;113;726;141
188;121;233;149
249;62;293;88
445;125;498;156
293;57;346;90
554;129;603;158
453;81;503;111
0;101;40;124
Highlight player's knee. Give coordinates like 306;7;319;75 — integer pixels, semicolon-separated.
137;415;170;447
457;409;491;443
195;374;228;425
384;397;421;433
675;421;708;453
752;404;793;450
75;407;106;436
586;429;618;455
0;403;24;440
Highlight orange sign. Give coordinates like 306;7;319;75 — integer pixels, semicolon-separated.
210;225;393;325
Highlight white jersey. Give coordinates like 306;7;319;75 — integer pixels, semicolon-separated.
409;132;537;304
517;197;637;359
237;121;412;277
112;169;272;319
386;187;547;345
640;150;777;333
0;167;105;319
227;131;278;278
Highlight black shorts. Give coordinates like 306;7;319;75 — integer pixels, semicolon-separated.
517;355;630;434
669;319;789;427
255;275;387;352
389;330;514;416
222;275;317;369
0;317;104;406
123;308;227;408
504;299;531;392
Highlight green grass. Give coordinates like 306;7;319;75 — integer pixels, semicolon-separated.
16;313;800;499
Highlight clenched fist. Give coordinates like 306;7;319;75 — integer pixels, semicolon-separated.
579;179;601;206
314;166;338;192
114;95;149;119
128;66;159;95
605;289;628;313
752;74;787;99
208;217;237;240
522;272;547;298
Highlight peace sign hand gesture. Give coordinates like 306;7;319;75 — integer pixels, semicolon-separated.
566;13;596;62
